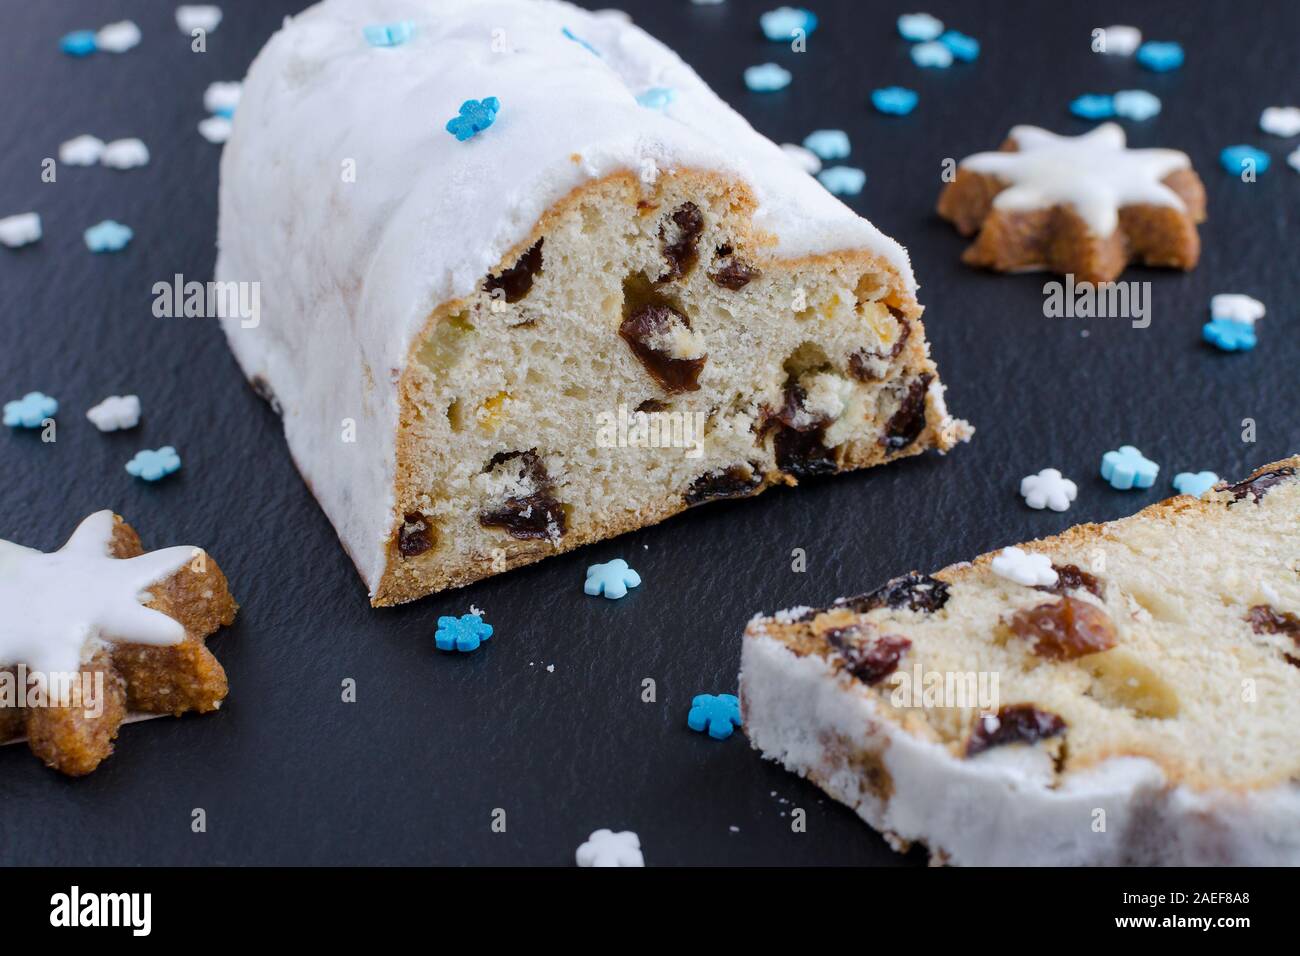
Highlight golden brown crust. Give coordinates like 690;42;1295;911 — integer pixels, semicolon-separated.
375;167;959;606
5;514;238;775
936;139;1206;283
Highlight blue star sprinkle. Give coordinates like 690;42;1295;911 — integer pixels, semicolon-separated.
126;446;182;482
1136;41;1184;72
744;63;792;92
562;26;601;56
1100;445;1159;491
871;86;918;115
938;30;979;62
802;129;850;160
635;87;676;109
445;97;500;141
363;21;414;47
60;31;98;57
1219;145;1270;176
897;13;943;42
1113;90;1161;121
1202;317;1257;352
759;7;819;41
817;166;866;196
911;40;953;68
3;391;58;428
1172;471;1219;498
688;694;742;740
584;559;642;600
1070;94;1115;120
84;220;134;253
435;613;494;652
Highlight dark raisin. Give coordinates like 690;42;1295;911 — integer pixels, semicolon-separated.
761;383;837;479
1006;597;1117;660
479;493;566;540
966;705;1066;757
478;449;567;540
484;238;544;303
1035;564;1103;599
619;302;706;393
397;512;434;558
685;464;764;505
658;202;704;282
825;626;911;685
708;259;759;290
635;399;669;414
835;572;950;615
1247;604;1300;639
1226;466;1296;505
881;373;932;451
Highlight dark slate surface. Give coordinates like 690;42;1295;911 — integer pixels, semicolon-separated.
0;0;1295;865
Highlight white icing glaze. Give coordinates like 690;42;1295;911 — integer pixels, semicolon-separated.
216;0;916;596
741;632;1300;865
0;512;192;675
960;123;1190;238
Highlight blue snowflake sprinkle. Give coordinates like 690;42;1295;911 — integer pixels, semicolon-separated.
363;21;414;47
1172;471;1219;498
1100;445;1159;490
1220;145;1270;176
938;30;979;62
1202;317;1257;352
3;391;58;428
802;129;850;160
1070;94;1115;120
60;31;98;57
687;693;742;740
562;26;601;57
911;40;953;68
1136;41;1184;72
759;7;819;41
1112;90;1161;121
635;87;676;109
84;220;133;253
445;97;500;141
584;559;642;600
744;63;792;92
126;446;182;482
871;86;918;115
435;613;493;652
897;12;943;42
817;166;866;196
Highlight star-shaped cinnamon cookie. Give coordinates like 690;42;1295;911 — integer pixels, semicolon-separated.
0;512;237;775
937;123;1206;283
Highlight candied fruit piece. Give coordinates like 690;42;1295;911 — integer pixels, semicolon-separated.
1226;466;1296;505
835;572;950;615
824;626;911;685
1006;596;1117;660
619;302;707;393
1035;563;1103;599
685;464;764;505
658;202;704;282
966;705;1066;757
397;512;434;558
484;238;544;304
881;373;932;451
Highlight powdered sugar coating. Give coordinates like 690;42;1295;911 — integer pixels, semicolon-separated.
216;0;917;595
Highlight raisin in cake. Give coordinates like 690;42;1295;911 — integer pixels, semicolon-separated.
216;0;969;606
741;458;1300;865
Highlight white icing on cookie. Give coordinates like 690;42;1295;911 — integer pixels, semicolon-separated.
959;123;1191;238
0;512;193;675
216;0;917;595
